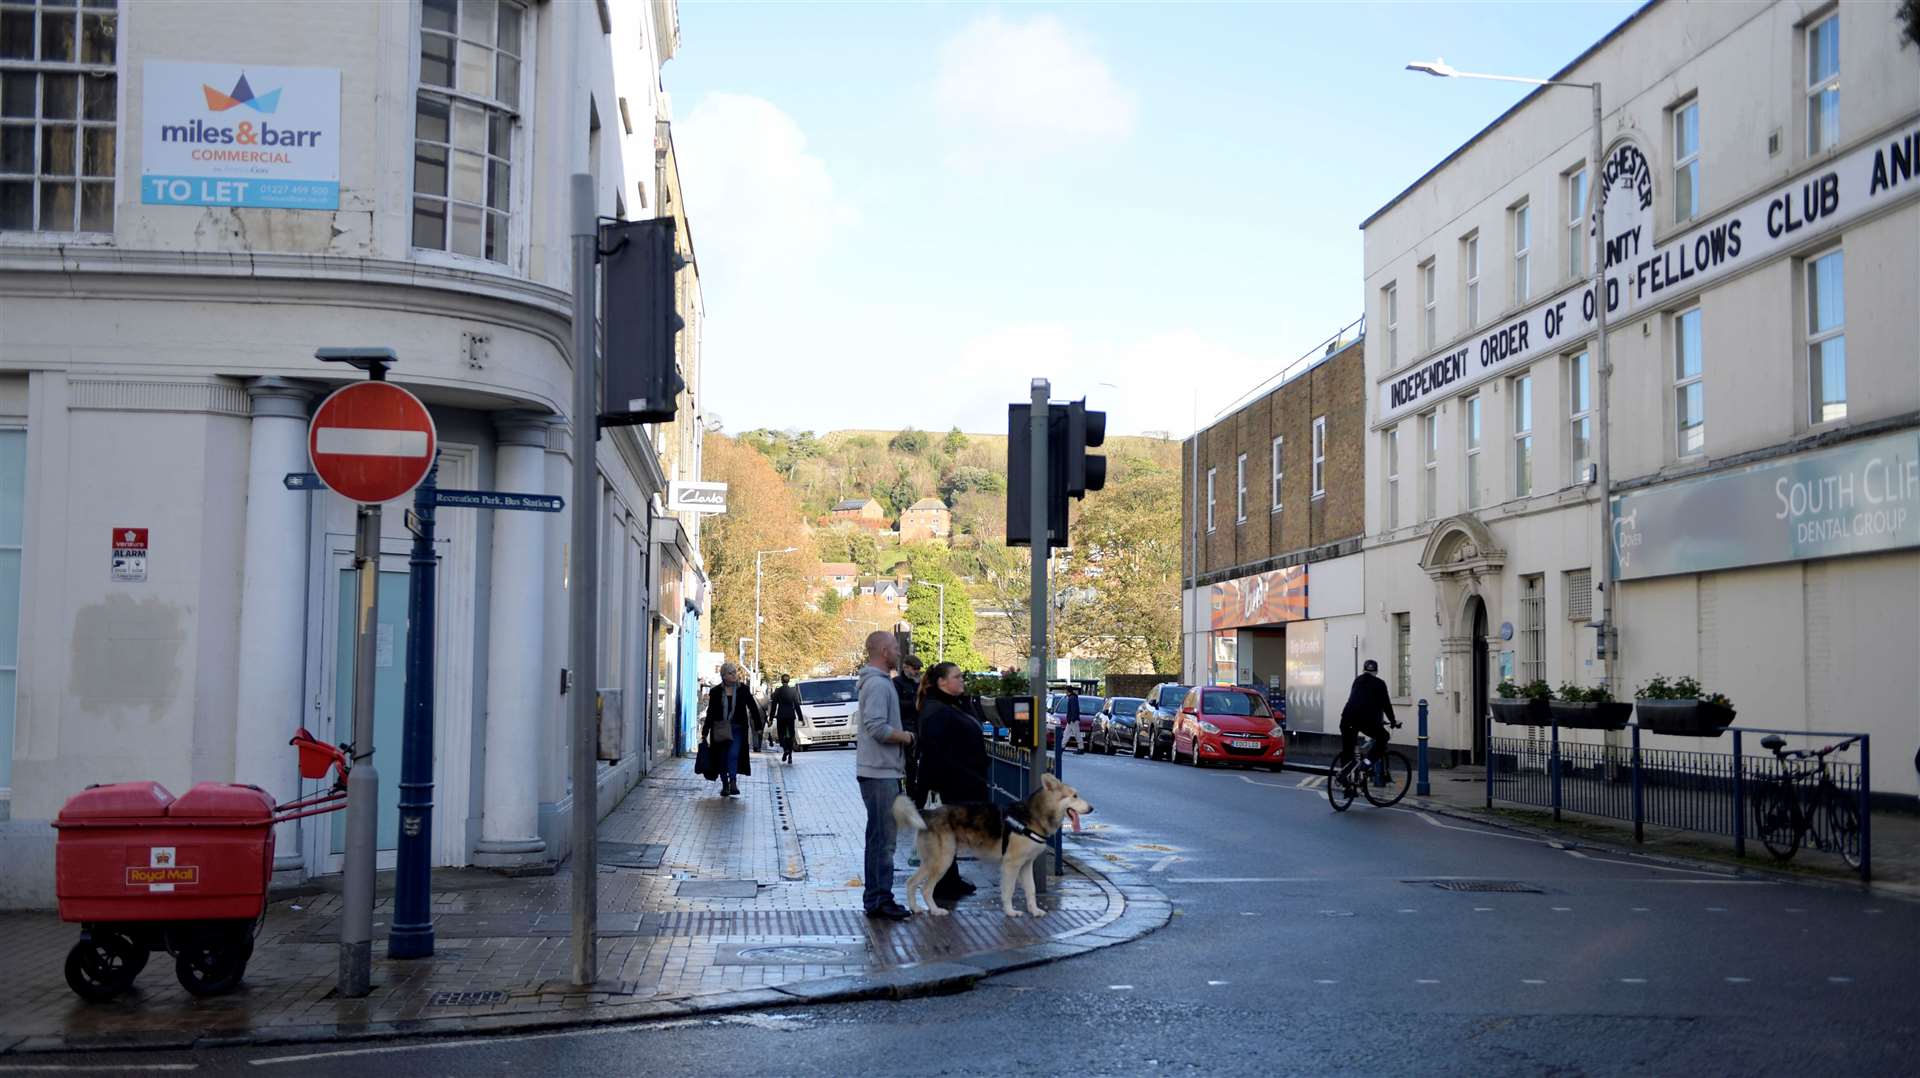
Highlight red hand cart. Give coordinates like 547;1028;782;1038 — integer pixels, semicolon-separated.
52;729;351;1001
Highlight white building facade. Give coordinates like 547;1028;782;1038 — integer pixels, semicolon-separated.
0;0;710;907
1361;0;1918;797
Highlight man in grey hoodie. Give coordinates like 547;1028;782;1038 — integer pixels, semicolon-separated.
856;630;916;920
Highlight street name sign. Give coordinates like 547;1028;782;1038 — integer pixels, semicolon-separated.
283;471;323;491
308;382;437;504
436;489;565;513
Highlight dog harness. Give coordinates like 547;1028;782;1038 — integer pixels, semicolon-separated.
1000;812;1049;856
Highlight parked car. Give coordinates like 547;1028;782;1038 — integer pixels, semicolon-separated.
1171;686;1287;771
1045;692;1103;753
1091;696;1146;755
1133;682;1193;760
792;676;860;750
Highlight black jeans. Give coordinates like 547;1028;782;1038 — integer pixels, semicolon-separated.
1339;715;1390;769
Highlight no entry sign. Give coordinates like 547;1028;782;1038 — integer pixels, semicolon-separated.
308;382;437;503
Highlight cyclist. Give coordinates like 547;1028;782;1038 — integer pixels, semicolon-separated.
1338;659;1401;785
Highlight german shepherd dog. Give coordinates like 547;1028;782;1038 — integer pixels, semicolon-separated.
892;774;1093;917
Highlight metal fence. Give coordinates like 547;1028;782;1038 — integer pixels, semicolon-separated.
1487;722;1871;881
984;736;1066;872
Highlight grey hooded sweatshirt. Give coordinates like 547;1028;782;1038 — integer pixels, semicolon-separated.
855;664;906;780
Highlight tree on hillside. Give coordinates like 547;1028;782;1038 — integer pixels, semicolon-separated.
901;545;986;670
699;432;829;679
1052;451;1182;673
943;427;968;456
888;428;929;455
882;470;919;517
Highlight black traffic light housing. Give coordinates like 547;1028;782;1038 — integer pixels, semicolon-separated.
1006;398;1107;550
1066;399;1107;497
599;217;687;426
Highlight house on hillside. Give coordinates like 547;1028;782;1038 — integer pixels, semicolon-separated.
829;497;889;530
858;577;910;611
898;497;952;542
818;563;859;597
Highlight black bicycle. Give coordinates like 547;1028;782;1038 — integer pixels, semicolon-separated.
1752;734;1863;869
1328;726;1411;811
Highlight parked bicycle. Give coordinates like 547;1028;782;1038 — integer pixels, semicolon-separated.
1752;733;1863;869
1328;731;1411;812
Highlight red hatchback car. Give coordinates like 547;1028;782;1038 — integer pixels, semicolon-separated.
1172;686;1287;771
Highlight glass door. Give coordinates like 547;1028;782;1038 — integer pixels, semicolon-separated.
321;558;410;870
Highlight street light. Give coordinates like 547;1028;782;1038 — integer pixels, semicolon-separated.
754;547;798;682
931;581;946;662
1407;57;1617;692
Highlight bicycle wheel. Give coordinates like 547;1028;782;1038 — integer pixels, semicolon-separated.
1751;782;1801;862
1822;785;1863;870
1327;752;1356;812
1363;751;1413;808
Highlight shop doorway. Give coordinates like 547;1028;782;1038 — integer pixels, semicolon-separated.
1469;596;1489;763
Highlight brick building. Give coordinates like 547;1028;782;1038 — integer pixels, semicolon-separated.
897;497;952;542
1181;331;1369;741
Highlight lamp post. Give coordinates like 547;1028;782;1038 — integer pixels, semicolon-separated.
754;547;797;681
1407;58;1616;693
931;581;946;661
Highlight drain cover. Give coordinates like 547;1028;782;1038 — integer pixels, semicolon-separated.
598;842;667;869
429;990;509;1006
676;879;760;898
712;941;867;967
1424;880;1544;893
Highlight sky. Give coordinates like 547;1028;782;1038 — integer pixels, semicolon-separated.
665;1;1644;438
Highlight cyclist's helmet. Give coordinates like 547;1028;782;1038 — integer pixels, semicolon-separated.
1363;659;1379;674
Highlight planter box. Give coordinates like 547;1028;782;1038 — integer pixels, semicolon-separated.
1491;698;1551;726
1634;698;1737;738
1548;700;1632;731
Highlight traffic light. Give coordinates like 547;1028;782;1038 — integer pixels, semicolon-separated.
1007;398;1106;550
599;217;686;426
1065;399;1107;497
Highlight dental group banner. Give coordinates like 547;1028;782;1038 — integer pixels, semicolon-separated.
1611;430;1920;581
1379;117;1920;425
141;61;340;209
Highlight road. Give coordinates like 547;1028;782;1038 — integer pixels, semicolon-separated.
20;751;1918;1075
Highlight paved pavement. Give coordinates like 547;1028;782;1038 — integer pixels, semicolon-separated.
0;745;1166;1056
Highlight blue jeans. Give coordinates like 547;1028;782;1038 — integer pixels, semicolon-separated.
720;733;743;782
857;777;901;912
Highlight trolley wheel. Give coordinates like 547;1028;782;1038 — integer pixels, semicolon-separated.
174;928;253;997
65;930;144;1002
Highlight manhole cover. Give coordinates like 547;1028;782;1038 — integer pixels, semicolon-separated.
598;842;667;869
676;879;760;898
428;990;509;1007
713;940;868;967
744;945;849;962
1423;880;1544;893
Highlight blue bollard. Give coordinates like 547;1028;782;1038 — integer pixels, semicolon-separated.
1550;716;1563;822
1416;699;1430;796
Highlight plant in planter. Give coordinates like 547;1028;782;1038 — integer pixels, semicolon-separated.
1550;682;1633;730
1491;679;1553;725
1634;674;1737;737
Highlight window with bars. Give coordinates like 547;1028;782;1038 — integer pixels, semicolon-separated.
1519;574;1544;685
1806;12;1839;156
1564;568;1592;623
0;0;118;233
413;0;525;263
1393;613;1411;698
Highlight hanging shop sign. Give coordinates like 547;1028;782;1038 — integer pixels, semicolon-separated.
1611;429;1920;581
667;481;728;514
141;61;341;209
1208;564;1308;630
1379;118;1920;425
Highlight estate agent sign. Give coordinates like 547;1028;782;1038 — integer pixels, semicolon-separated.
142;61;341;209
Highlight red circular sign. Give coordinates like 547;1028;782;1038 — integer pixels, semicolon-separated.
308;382;437;504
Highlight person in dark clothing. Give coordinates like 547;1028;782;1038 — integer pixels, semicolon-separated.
769;674;801;764
916;661;987;904
1338;659;1400;782
704;662;762;797
895;653;924;800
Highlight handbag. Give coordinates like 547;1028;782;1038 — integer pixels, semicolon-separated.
695;739;718;781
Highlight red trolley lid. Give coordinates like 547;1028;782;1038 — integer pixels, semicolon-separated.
167;782;275;822
56;781;176;823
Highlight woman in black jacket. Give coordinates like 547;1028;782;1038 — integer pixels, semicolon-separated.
917;662;988;902
703;663;760;797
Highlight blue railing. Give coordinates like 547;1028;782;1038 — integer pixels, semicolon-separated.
984;734;1067;872
1486;719;1871;881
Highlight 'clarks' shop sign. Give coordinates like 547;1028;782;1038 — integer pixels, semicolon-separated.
142;61;340;210
1380;118;1920;424
1611;430;1920;581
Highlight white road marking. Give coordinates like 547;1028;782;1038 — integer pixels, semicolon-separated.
1631;907;1651;912
1706;906;1728;912
1397;908;1417;914
1725;977;1751;984
1474;906;1494;912
1168;876;1331;883
313;427;429;457
1240;911;1259;916
1109;984;1134;990
1207;980;1229;986
1643;879;1775;885
1314;978;1338;984
1416;978;1440;984
1522;979;1547;984
0;1067;197;1073
1552;906;1572;912
1620;978;1647;984
1411;811;1539;843
1148;854;1181;873
1829;976;1853;984
1563;849;1737;877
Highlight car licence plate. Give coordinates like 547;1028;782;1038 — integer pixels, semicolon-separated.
1230;739;1261;749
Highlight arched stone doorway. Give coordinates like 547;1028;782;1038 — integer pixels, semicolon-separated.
1419;515;1505;764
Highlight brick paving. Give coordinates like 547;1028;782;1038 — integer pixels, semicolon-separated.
0;746;1132;1053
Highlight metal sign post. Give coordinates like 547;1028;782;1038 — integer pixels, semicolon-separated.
339;501;381;996
1027;378;1050;891
568;173;601;988
388;457;438;960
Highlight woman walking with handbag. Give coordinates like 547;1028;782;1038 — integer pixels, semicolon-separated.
704;662;761;797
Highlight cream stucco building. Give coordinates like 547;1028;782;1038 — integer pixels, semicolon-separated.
0;0;712;906
1360;0;1918;798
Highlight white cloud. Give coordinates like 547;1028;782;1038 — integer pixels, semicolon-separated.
933;14;1136;157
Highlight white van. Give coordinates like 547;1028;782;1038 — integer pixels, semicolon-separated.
793;676;861;750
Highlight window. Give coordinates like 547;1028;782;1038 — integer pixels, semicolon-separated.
1311;416;1326;498
1235;452;1247;523
1420;260;1437;350
1511;202;1531;304
1393;613;1411;698
413;0;526;261
1807;12;1839;155
1464;395;1483;508
0;429;22;808
1674;307;1704;455
1463;232;1481;328
1383;283;1398;367
1808;249;1845;423
1673;100;1700;222
0;0;118;232
1205;468;1216;532
1519;575;1545;685
1512;373;1533;498
1420;411;1438;521
1385;427;1401;530
1568;350;1592;483
1270;435;1283;513
1565;167;1588;277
